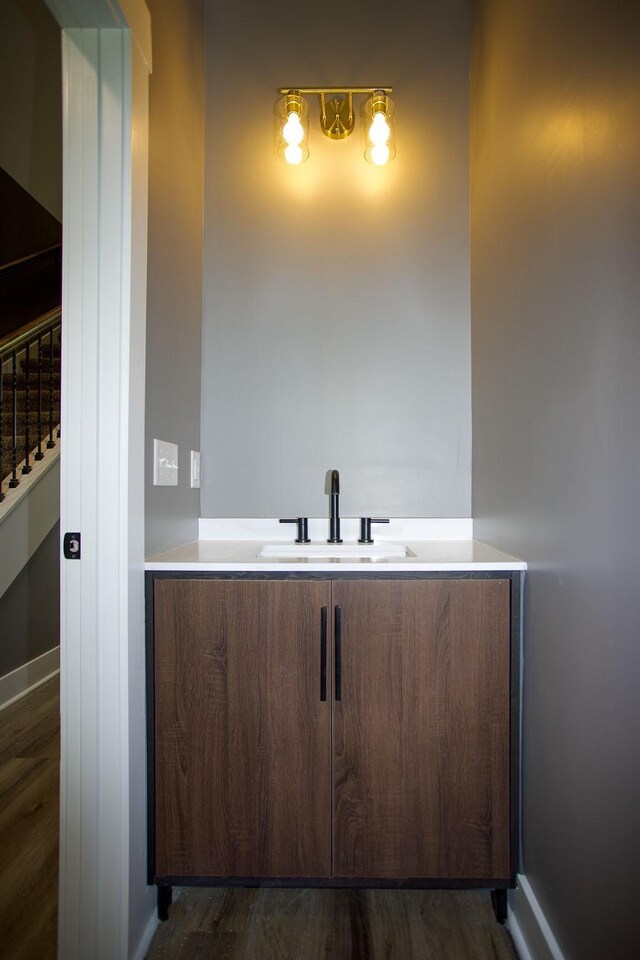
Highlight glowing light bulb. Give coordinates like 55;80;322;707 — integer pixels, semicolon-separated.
363;94;395;165
369;111;390;146
284;143;303;164
283;111;304;146
370;143;390;165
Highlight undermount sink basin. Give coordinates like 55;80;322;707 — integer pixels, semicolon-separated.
258;543;412;560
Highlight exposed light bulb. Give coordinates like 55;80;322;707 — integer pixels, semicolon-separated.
283;111;304;146
284;143;303;164
369;111;390;146
276;93;309;163
370;143;390;165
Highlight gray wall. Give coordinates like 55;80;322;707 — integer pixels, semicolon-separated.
0;522;60;677
471;2;640;958
201;0;471;519
0;0;62;221
145;0;205;556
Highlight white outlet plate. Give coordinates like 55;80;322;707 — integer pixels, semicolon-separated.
153;439;178;486
190;450;200;488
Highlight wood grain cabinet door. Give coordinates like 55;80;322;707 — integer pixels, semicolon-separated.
332;579;511;881
154;579;332;879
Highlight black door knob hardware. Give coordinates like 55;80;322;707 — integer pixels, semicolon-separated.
63;531;82;559
358;517;390;544
279;518;311;543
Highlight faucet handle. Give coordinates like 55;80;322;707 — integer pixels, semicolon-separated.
279;517;311;543
358;517;390;544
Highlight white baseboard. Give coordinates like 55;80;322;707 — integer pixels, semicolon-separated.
508;874;567;960
130;908;158;960
0;646;60;711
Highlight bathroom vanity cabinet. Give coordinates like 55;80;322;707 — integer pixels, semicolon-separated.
146;572;519;919
152;579;332;879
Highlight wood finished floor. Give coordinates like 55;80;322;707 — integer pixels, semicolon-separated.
146;887;520;960
0;676;59;960
0;676;519;960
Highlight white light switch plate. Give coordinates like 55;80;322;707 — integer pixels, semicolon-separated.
153;439;178;486
190;450;200;488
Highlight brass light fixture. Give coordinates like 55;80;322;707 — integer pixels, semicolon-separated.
275;91;310;165
275;87;395;165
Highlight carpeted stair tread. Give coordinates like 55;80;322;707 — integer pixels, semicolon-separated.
1;367;57;382
2;400;60;416
2;381;59;395
19;359;61;375
2;387;61;402
2;412;60;432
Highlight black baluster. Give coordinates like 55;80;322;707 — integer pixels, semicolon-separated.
0;359;5;502
47;327;55;448
35;334;44;461
22;342;32;474
56;326;61;438
9;350;19;487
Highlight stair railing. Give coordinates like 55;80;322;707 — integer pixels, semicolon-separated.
0;307;62;503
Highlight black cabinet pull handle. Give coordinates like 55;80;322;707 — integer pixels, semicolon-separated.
334;605;342;701
320;606;327;701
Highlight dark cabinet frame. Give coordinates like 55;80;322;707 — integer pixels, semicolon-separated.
145;569;522;918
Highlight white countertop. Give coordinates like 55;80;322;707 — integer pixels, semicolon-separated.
145;538;526;573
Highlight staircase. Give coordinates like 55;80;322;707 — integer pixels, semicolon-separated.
0;309;61;501
0;173;62;500
0;173;63;714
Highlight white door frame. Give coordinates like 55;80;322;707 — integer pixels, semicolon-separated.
44;2;153;958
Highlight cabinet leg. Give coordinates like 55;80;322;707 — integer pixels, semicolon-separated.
157;885;172;921
491;888;508;924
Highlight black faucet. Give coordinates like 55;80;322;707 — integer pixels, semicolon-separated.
327;469;342;543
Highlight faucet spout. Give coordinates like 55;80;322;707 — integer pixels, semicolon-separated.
327;469;342;543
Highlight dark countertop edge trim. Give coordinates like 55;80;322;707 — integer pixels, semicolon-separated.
145;569;521;581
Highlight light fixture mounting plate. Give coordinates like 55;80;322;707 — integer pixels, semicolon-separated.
320;95;355;139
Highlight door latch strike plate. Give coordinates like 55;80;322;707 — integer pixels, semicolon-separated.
63;532;81;560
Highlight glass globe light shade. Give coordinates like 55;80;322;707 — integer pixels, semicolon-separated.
362;93;396;165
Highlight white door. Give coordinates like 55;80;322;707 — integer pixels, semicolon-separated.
44;2;154;958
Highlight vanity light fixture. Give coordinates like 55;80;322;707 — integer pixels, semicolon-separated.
275;91;310;165
275;87;395;165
